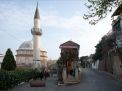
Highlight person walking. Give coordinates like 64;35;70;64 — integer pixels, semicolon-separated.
40;71;43;80
43;70;47;80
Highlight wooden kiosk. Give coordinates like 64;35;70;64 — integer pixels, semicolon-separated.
58;41;80;85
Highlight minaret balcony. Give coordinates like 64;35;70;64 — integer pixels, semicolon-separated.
31;28;42;35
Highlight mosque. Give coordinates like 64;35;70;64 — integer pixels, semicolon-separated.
16;3;48;69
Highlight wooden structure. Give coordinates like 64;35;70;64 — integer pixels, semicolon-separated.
59;40;80;84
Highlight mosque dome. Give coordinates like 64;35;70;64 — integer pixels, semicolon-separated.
18;40;45;51
19;40;33;50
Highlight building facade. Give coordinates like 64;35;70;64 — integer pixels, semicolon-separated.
16;40;48;68
98;3;122;77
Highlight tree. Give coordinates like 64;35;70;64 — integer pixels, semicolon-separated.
57;57;63;82
1;48;16;71
93;35;115;61
84;0;122;25
79;56;88;68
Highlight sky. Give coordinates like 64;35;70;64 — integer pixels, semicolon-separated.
0;0;115;60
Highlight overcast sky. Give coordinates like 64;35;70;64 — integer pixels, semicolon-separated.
0;0;115;60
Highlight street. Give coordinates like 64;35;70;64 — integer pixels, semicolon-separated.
8;68;122;91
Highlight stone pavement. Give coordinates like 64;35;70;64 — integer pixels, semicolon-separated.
7;77;58;91
7;68;122;91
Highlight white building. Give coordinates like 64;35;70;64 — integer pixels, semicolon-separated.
0;54;4;69
92;60;99;69
16;3;48;68
16;40;47;68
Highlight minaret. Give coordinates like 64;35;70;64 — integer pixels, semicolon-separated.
31;3;42;69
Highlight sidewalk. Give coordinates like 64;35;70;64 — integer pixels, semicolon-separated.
92;69;122;84
8;77;58;91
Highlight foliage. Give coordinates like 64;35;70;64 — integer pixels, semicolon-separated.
0;68;40;90
48;63;57;75
1;48;16;71
93;36;115;61
79;56;88;68
93;40;103;61
48;62;57;70
84;0;122;25
57;49;79;81
61;49;78;63
57;57;63;81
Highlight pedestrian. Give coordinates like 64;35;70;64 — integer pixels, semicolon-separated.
40;71;43;80
43;70;47;80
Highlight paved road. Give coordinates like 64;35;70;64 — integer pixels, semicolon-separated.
8;68;122;91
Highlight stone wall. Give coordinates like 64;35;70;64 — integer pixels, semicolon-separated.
98;51;122;77
112;55;122;76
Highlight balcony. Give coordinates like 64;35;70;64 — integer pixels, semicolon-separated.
31;28;42;35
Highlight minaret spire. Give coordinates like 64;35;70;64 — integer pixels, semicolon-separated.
31;2;42;69
32;1;42;35
34;2;40;19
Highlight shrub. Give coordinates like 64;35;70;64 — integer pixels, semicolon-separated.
0;69;40;90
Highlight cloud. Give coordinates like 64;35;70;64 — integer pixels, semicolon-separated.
41;10;112;58
0;0;113;59
42;14;91;31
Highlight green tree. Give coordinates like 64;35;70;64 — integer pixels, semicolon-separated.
84;0;122;25
79;56;88;68
1;48;16;71
57;57;63;82
93;36;115;61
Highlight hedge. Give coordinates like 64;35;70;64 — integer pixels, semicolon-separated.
0;68;40;90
